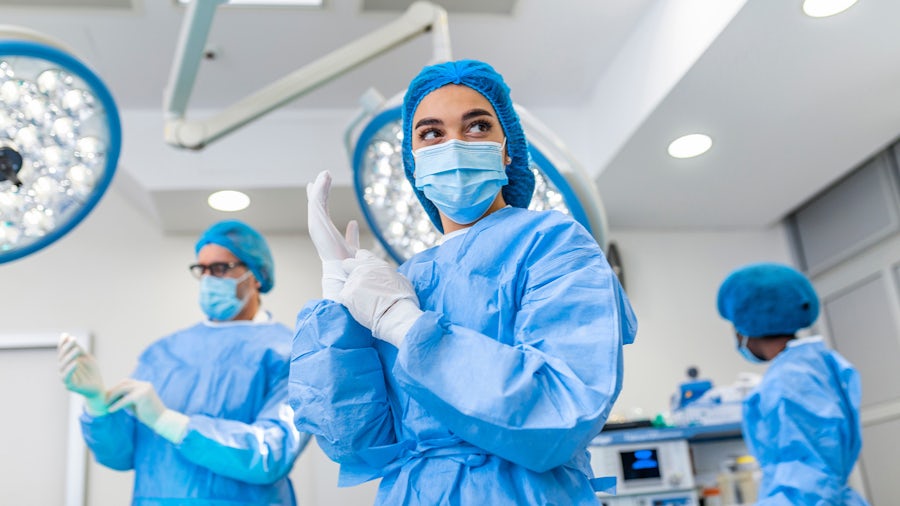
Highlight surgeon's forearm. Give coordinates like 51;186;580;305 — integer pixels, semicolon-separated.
290;299;397;462
80;410;137;471
176;416;300;484
395;311;620;472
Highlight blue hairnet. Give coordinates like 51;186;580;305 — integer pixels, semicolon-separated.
195;220;274;293
717;262;819;337
401;59;535;233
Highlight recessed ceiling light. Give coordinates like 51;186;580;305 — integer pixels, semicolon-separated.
802;0;858;18
208;190;250;212
667;134;712;159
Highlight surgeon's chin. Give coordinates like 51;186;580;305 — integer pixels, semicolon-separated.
439;193;508;234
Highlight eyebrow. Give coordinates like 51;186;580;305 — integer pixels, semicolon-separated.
414;117;442;130
461;108;495;122
413;108;496;130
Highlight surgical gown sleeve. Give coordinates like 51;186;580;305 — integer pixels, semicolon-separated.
289;299;396;473
173;374;307;485
744;350;864;505
395;217;636;473
80;410;138;470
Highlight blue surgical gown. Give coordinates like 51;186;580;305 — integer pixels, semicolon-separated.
290;207;637;505
742;336;869;505
81;317;309;505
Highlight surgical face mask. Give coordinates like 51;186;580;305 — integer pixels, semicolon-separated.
199;271;251;321
413;139;509;225
737;335;765;364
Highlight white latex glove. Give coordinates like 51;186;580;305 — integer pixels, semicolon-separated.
307;170;360;299
58;333;107;416
339;249;423;348
107;379;190;444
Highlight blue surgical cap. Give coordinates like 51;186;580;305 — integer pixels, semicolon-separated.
401;59;535;233
195;220;274;293
717;262;819;338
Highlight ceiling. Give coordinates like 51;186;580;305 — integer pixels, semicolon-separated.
1;0;898;236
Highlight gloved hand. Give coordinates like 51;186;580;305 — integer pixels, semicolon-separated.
57;333;108;416
307;170;360;300
339;249;423;348
107;379;190;444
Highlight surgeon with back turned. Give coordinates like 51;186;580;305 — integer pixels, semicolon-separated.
290;59;637;505
58;220;308;505
717;262;869;505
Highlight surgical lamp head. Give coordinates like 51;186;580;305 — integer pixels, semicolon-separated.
401;59;534;232
0;34;121;264
195;220;274;293
717;262;820;338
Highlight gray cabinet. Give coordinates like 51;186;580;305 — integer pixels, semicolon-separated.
790;152;900;276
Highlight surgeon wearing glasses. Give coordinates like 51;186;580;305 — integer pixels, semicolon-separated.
58;220;308;505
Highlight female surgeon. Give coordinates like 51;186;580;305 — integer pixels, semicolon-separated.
290;59;637;505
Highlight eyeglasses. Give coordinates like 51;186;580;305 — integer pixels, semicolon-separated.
189;261;246;279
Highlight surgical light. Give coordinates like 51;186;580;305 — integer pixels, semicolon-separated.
0;28;121;264
668;133;712;159
348;99;608;264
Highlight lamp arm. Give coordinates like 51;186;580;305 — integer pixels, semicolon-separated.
163;0;229;120
163;1;451;150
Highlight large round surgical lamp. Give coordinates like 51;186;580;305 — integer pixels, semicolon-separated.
347;92;609;264
0;27;121;264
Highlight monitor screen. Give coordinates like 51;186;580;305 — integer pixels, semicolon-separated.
619;448;661;481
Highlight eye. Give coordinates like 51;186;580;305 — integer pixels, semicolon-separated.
209;262;230;276
417;127;442;142
466;119;493;136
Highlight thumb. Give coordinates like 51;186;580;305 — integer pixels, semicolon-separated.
345;220;360;251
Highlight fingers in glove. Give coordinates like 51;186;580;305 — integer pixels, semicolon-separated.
58;347;82;373
60;360;79;383
345;220;359;252
57;333;81;361
341;248;385;274
106;379;141;413
307;170;332;206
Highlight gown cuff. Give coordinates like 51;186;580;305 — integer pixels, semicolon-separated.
376;299;423;348
153;409;190;444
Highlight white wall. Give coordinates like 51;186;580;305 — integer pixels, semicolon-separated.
607;227;793;419
0;186;792;505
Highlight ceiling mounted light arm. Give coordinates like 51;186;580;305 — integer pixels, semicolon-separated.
163;0;229;119
163;0;451;150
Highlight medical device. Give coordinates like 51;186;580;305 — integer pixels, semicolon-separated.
0;26;120;263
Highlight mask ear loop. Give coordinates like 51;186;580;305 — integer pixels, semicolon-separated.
234;270;255;308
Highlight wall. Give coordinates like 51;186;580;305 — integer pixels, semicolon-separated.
607;226;793;419
0;186;791;505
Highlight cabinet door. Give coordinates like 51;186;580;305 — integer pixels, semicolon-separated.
791;152;900;276
0;333;87;506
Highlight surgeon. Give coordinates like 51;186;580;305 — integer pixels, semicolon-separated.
717;262;868;505
290;59;637;505
58;220;308;505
